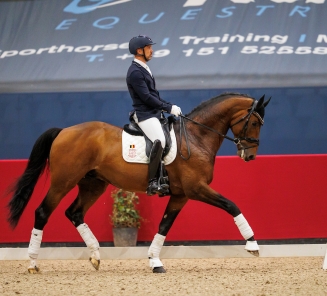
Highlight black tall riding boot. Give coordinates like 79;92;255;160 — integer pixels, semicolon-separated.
146;140;168;196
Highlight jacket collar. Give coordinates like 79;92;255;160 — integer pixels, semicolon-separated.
132;61;154;80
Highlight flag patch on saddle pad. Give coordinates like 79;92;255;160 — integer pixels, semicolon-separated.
122;129;177;165
128;146;137;158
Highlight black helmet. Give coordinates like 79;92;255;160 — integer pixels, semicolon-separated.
129;35;156;55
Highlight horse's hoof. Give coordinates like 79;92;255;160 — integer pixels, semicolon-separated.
245;240;259;257
28;266;40;274
153;266;166;273
89;257;100;270
247;250;260;257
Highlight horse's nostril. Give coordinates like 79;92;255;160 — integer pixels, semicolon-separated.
248;155;255;160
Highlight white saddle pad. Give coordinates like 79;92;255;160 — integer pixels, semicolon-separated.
122;128;177;165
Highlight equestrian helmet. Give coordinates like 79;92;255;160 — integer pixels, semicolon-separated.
129;35;156;55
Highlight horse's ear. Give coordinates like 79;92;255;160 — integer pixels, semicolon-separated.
263;97;271;108
256;95;265;109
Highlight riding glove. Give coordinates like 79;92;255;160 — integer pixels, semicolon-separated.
171;105;182;117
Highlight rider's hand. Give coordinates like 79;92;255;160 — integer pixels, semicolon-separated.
171;105;182;117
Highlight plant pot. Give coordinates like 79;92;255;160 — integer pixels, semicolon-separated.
112;227;138;247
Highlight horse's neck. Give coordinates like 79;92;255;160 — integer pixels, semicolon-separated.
193;97;249;129
220;97;253;126
190;97;252;154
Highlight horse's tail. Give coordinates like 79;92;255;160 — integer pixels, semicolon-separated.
7;127;63;229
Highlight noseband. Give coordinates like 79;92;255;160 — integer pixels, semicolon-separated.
230;100;264;152
179;100;264;160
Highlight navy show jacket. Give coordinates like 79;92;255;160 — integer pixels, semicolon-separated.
126;61;173;122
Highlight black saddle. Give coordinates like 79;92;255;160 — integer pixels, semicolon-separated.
123;113;176;158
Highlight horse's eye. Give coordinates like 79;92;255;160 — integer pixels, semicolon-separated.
252;121;258;127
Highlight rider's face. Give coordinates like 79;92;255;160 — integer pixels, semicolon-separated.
143;45;153;60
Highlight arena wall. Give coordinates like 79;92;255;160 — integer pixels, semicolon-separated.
1;154;326;244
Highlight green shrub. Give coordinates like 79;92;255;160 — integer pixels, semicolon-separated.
110;188;142;228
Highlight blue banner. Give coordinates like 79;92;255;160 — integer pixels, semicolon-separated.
0;0;327;92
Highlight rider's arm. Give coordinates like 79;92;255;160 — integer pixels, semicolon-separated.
128;70;172;113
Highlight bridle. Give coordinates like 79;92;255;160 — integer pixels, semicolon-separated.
178;100;264;160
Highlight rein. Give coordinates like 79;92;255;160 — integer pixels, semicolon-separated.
178;100;263;160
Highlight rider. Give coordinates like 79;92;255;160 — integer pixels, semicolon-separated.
126;35;182;196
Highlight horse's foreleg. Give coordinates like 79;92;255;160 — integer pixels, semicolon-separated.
234;213;259;256
65;176;108;271
148;195;188;273
188;184;259;256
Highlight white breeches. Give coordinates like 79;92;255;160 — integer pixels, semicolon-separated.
134;115;166;148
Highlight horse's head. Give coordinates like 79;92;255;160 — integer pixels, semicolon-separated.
230;95;271;162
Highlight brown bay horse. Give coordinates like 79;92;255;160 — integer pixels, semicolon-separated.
7;92;270;273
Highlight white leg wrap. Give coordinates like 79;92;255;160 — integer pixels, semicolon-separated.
28;260;38;270
149;257;164;269
245;240;260;251
148;233;165;268
234;214;254;240
323;245;327;270
28;228;43;260
77;223;100;260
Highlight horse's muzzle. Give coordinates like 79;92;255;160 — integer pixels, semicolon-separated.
237;149;256;162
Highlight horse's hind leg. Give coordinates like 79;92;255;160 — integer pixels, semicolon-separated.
28;186;73;273
65;173;108;271
148;194;188;273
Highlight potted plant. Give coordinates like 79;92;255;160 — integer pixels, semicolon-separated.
110;188;142;247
